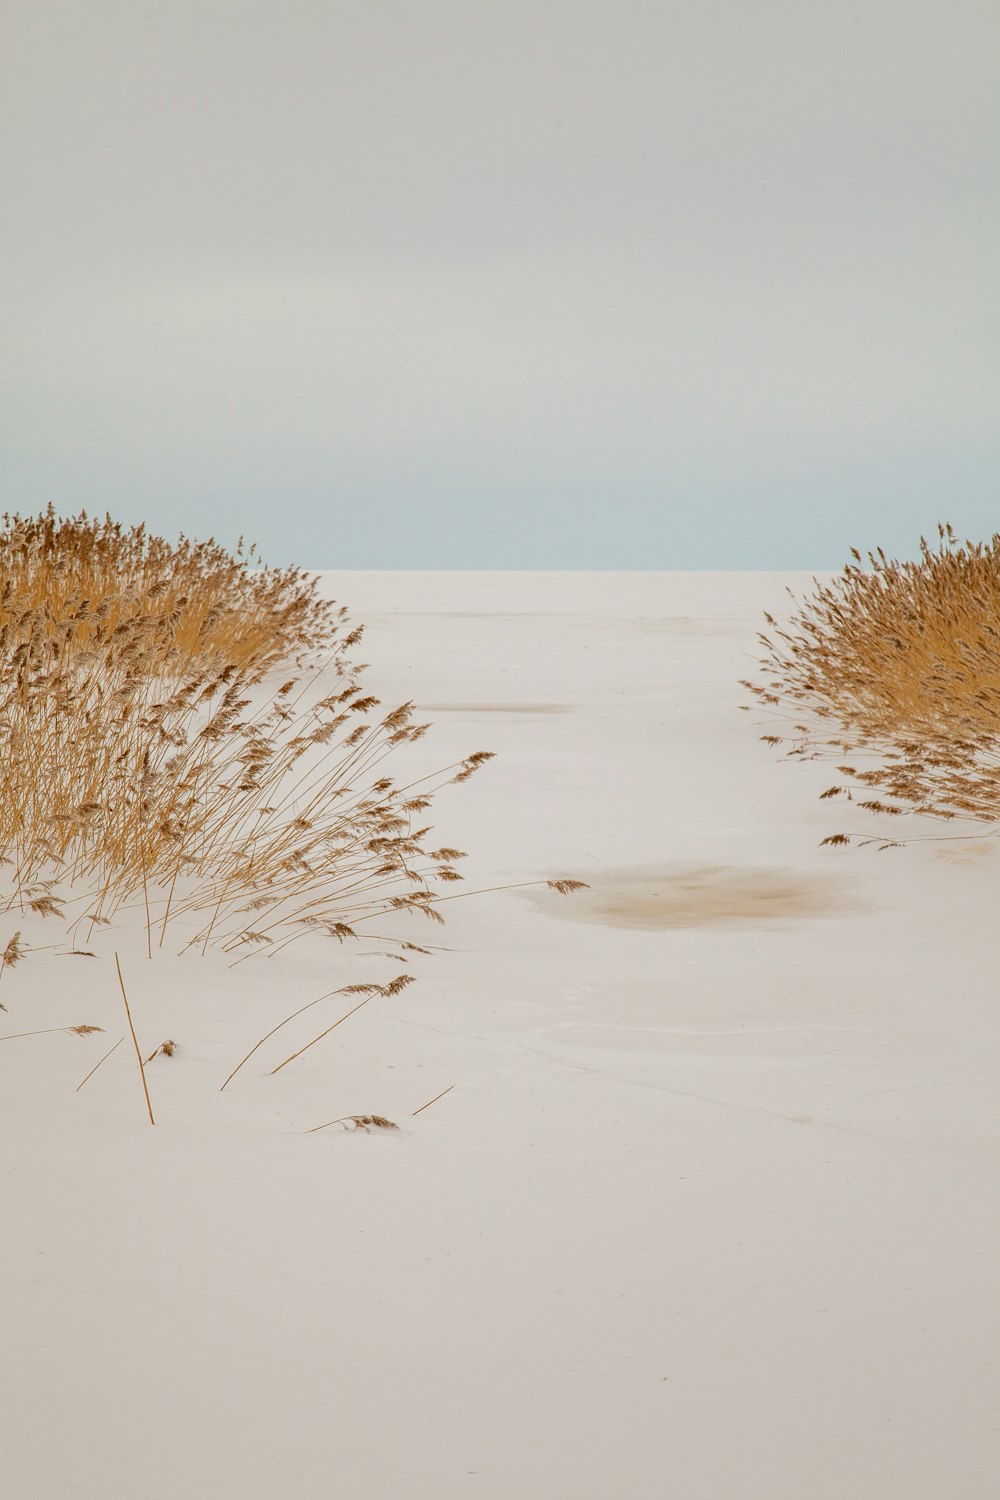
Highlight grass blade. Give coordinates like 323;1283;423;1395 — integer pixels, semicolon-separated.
76;1036;124;1091
412;1084;455;1116
115;952;155;1125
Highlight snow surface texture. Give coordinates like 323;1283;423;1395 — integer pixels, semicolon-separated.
2;572;997;1499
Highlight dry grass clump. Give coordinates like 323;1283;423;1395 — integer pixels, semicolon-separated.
742;523;1000;837
0;506;337;674
0;510;503;956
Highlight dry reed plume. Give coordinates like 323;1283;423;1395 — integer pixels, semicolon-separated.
742;523;1000;842
0;1022;103;1042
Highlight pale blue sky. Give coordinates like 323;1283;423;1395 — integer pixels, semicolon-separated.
2;1;997;569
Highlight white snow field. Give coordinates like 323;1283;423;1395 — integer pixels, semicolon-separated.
2;571;998;1500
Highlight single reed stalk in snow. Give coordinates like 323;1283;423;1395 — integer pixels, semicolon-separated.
265;973;413;1077
218;986;346;1090
76;1036;124;1091
411;1084;455;1116
268;996;374;1075
115;952;154;1125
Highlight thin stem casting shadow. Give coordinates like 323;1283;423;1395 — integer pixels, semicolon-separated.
219;985;353;1091
115;952;154;1125
269;996;374;1076
411;1084;455;1116
76;1036;124;1091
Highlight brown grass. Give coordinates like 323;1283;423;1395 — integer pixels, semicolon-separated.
0;1023;104;1042
0;509;587;1139
742;523;1000;842
0;930;25;1004
0;509;506;959
269;975;415;1075
411;1084;454;1116
0;506;337;673
307;1114;399;1135
76;1036;124;1091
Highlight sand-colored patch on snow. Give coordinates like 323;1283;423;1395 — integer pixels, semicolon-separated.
420;701;575;714
527;860;861;930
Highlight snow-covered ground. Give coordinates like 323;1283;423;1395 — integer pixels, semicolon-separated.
2;572;998;1499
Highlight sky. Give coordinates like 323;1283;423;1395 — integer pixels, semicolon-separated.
2;0;997;570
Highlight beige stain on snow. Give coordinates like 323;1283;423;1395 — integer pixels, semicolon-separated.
420;702;574;714
932;841;994;864
528;862;862;931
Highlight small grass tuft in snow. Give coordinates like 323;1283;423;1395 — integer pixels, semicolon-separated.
144;1039;176;1062
307;1114;399;1135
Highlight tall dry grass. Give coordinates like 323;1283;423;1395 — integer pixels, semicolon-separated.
0;509;498;957
1;506;337;672
742;523;1000;839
